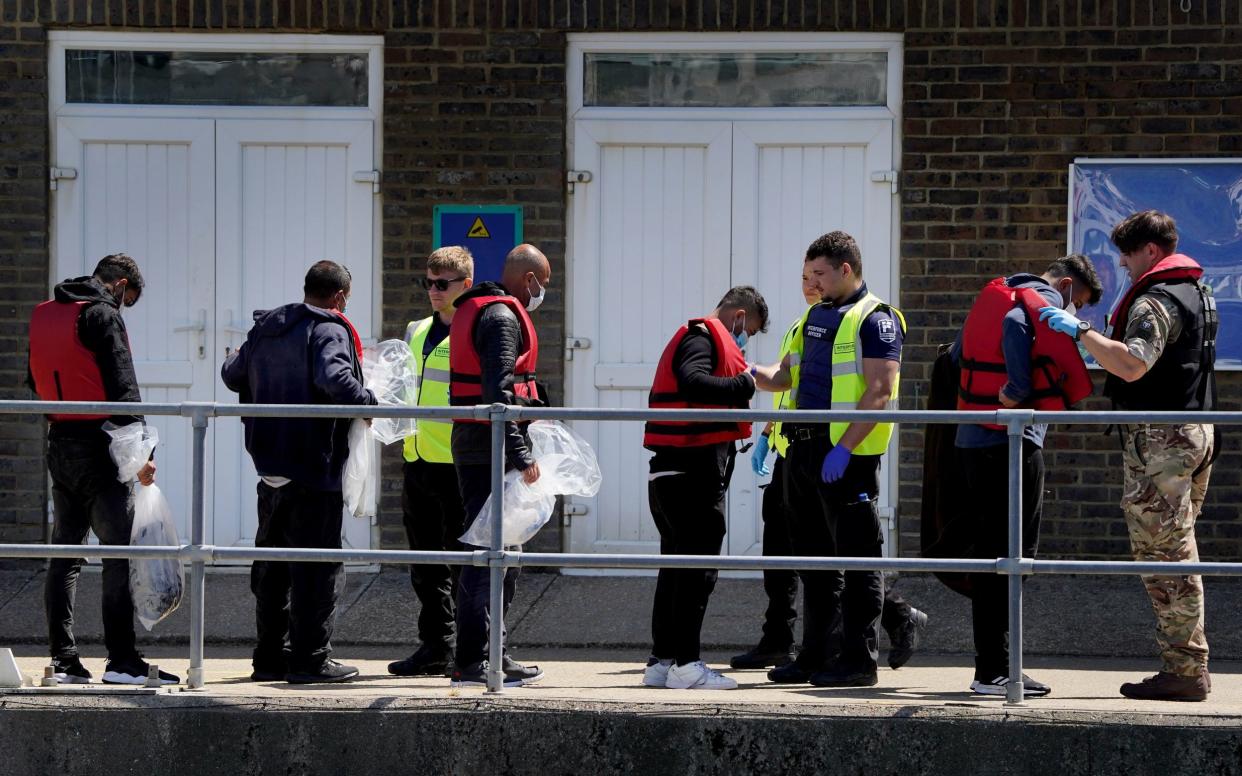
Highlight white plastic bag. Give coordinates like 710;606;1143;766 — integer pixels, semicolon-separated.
342;418;376;518
461;421;602;547
363;339;419;446
104;422;158;483
129;483;184;631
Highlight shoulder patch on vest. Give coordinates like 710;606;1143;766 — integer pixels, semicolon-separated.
876;316;898;343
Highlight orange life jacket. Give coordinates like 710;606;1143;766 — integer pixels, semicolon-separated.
957;277;1092;430
449;295;539;422
643;318;751;448
28;300;111;422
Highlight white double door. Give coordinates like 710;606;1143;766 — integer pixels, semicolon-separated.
53;115;375;550
567;118;895;559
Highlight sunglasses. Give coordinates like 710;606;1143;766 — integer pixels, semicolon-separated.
420;276;466;291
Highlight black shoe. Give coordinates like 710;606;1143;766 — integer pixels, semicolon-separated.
450;661;521;688
51;655;92;685
285;659;359;684
886;608;928;670
102;655;180;686
250;665;286;682
388;645;453;677
971;673;1052;698
767;661;816;684
1119;671;1205;702
730;644;797;670
502;654;544;686
809;665;879;687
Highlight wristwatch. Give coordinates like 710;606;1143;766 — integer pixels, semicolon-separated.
1073;320;1091;341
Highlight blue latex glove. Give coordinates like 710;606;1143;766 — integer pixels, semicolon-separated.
1038;305;1082;337
821;444;853;484
750;434;772;477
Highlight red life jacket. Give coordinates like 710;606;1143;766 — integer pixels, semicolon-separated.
28;300;110;422
449;295;539;422
957;278;1093;430
1107;254;1203;338
643;318;752;448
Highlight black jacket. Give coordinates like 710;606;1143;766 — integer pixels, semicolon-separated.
648;326;756;479
450;282;536;471
221;302;376;492
28;276;144;438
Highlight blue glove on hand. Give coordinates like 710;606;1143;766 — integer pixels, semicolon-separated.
1038;305;1082;337
821;444;853;484
750;434;772;477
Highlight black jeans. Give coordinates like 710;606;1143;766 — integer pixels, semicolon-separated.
453;462;520;669
958;441;1045;680
785;435;884;673
401;459;466;652
45;435;138;661
759;455;799;651
649;462;732;666
250;482;345;673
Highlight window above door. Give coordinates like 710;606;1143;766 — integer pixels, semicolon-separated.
568;33;903;120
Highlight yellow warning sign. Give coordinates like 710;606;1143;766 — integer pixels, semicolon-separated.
467;216;490;239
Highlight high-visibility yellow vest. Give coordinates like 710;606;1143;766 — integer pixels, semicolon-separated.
792;292;905;456
770;315;804;458
402;316;454;464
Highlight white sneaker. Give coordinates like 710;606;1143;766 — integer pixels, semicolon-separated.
665;660;737;690
643;658;673;687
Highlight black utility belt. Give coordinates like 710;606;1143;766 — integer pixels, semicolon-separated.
784;425;831;442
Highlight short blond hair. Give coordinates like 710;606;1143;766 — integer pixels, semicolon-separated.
427;246;474;278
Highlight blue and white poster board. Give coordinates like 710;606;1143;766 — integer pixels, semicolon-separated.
432;205;523;283
1069;158;1242;368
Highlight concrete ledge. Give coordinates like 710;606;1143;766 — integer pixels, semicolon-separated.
5;693;1242;775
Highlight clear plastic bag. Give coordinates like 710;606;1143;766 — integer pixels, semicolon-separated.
363;339;419;446
129;483;184;631
461;421;602;547
343;418;376;518
104;422;158;483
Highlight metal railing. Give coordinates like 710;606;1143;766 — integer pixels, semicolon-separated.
1;399;1237;704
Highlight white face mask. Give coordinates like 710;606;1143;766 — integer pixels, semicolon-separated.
526;277;545;312
1065;302;1077;317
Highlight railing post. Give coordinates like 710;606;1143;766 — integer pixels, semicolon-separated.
486;403;507;694
1003;411;1027;706
183;403;211;690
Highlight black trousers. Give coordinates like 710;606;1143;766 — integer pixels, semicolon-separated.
402;459;466;652
251;482;345;673
958;441;1044;679
45;435;138;661
785;435;884;673
454;462;520;669
759;455;799;651
649;462;732;666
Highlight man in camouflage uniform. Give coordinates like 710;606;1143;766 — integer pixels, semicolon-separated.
1040;210;1217;701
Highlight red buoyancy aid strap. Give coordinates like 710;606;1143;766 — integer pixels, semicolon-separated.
1108;254;1203;339
29;299;110;421
1017;286;1093;407
332;311;364;362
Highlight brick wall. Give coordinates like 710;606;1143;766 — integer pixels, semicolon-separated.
1;1;1239;560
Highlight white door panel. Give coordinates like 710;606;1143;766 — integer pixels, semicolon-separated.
214;119;376;550
730;119;895;555
568;117;895;563
54;117;216;546
568;120;733;555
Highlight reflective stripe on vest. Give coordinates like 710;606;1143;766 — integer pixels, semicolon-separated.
826;293;904;456
402;317;453;464
770;314;805;459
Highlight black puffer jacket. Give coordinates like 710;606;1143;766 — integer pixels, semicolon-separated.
221;302;376;491
450;282;536;471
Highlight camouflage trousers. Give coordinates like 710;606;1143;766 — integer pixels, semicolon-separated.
1120;423;1213;676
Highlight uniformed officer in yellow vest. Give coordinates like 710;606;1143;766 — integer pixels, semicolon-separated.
752;231;905;688
387;246;474;677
